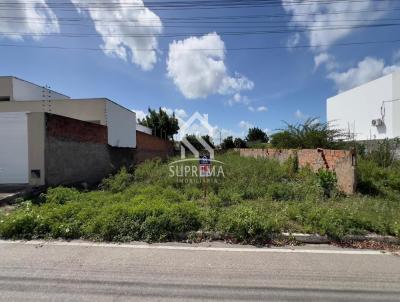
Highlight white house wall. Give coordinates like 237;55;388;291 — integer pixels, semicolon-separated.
327;73;394;140
137;124;152;135
0;112;29;184
0;98;138;149
106;101;136;148
12;77;69;101
0;99;107;125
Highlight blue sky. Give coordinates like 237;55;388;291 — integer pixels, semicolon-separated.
1;0;400;140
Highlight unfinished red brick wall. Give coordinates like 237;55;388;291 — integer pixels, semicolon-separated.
239;148;356;194
136;131;174;163
46;113;107;144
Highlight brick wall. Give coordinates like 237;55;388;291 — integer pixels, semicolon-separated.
46;114;107;144
45;114;134;186
136;131;174;163
239;148;356;194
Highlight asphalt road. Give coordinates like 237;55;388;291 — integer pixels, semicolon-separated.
0;241;399;301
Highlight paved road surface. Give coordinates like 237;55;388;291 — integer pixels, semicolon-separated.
0;241;399;301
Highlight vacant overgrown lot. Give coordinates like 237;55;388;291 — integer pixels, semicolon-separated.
1;152;399;243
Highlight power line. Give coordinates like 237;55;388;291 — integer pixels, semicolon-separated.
0;0;398;11
0;38;399;52
1;21;400;38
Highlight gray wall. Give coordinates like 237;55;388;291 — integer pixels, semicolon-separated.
45;137;113;186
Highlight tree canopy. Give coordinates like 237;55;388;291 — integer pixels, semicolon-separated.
246;127;269;143
139;108;179;140
221;136;235;150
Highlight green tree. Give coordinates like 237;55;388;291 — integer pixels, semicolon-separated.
246;127;269;143
184;134;215;152
221;136;235;150
270;118;345;149
139;108;179;140
234;138;247;148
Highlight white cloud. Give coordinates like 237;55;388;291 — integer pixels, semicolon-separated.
71;0;162;71
228;93;251;106
239;121;254;130
167;33;254;99
132;109;147;121
327;56;400;92
161;107;188;120
249;106;268;112
287;33;300;48
295;109;307;120
257;106;268;112
314;52;337;71
0;0;59;40
282;0;391;50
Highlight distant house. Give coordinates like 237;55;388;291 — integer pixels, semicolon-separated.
327;71;400;141
0;76;172;187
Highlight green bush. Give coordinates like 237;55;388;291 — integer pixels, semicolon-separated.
217;204;284;243
44;187;81;205
2;154;400;243
101;167;134;193
316;170;337;198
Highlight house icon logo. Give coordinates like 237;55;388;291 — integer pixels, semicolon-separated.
179;112;215;159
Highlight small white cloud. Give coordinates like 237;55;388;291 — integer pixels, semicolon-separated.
132;109;147;121
257;106;268;112
239;121;254;130
327;56;400;92
0;0;59;40
175;109;188;119
287;33;300;48
249;106;268;112
228;93;251;106
71;0;162;71
314;53;337;71
295;110;307;120
167;33;254;99
161;107;188;120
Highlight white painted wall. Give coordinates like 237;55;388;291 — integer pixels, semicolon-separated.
0;112;29;184
106;101;136;148
327;73;398;140
12;77;69;101
0;98;137;148
137;124;152;135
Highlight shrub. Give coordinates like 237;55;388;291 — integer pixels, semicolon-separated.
217;204;285;243
43;187;81;205
270;118;345;149
316;170;337;198
101;167;134;193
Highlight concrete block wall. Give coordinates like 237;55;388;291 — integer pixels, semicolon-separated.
135;131;174;163
239;148;356;194
45;114;133;186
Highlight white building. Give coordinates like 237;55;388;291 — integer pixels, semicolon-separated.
327;71;400;140
0;76;69;101
0;76;138;185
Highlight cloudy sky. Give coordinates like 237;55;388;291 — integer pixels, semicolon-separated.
1;0;400;140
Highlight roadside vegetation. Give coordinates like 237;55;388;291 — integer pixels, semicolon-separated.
1;151;399;243
1;118;399;244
